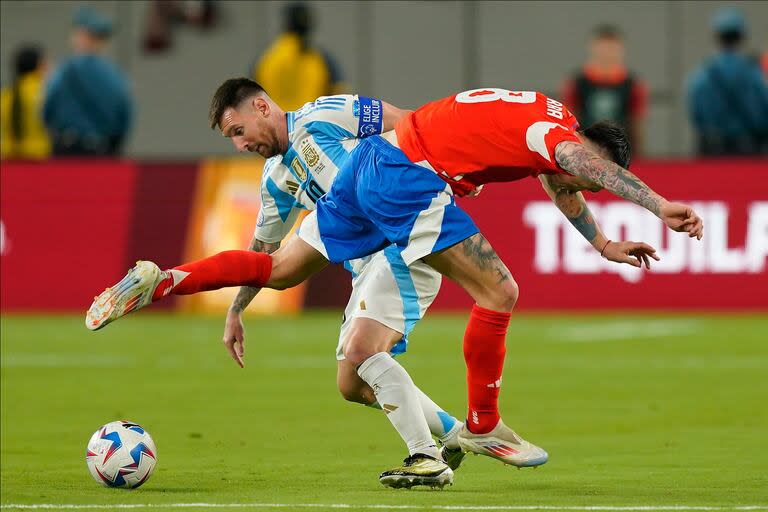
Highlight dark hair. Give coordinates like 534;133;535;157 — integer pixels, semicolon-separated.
579;121;632;169
717;30;743;49
592;24;623;40
10;45;43;144
209;78;266;129
283;3;312;38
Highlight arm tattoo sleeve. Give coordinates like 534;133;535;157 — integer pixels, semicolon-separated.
555;190;599;243
555;141;663;216
229;237;280;314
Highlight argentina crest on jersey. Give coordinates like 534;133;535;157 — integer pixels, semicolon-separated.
281;95;363;209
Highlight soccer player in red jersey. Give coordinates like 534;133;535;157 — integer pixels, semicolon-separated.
88;87;703;470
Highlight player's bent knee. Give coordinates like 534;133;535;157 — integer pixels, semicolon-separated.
487;278;519;312
342;336;382;368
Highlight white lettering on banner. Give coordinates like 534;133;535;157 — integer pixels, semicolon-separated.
746;203;768;272
0;219;7;255
522;201;768;283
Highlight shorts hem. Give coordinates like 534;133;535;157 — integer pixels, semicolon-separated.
336;311;406;361
400;228;480;266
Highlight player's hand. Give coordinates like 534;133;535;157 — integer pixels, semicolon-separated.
659;201;703;240
466;185;484;198
222;310;246;368
601;241;660;269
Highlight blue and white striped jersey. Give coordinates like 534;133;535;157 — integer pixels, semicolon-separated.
254;94;384;243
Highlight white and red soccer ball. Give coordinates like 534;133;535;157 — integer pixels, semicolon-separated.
86;421;157;489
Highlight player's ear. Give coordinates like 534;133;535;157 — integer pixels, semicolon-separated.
252;96;270;118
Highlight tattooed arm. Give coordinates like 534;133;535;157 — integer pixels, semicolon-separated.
554;141;703;239
554;141;664;215
539;174;607;251
540;173;660;269
222;236;280;368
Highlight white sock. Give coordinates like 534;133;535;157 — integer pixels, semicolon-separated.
414;386;462;449
357;352;439;458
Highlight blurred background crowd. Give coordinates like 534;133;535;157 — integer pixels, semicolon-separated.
1;0;766;161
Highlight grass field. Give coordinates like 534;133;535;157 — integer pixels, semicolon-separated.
1;312;767;511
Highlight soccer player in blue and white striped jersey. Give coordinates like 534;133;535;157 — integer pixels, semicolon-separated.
87;79;462;489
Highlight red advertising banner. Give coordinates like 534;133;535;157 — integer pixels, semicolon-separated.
434;159;768;311
2;158;765;312
0;160;199;312
1;160;138;311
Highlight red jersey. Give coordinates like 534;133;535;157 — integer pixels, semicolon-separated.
395;88;582;196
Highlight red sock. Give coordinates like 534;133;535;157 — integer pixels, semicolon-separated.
151;250;272;301
464;304;511;434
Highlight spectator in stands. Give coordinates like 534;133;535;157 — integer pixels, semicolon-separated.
686;7;768;156
253;2;345;111
561;24;648;155
43;6;133;156
1;45;51;160
143;0;218;53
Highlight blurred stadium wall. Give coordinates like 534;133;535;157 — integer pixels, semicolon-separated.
2;0;767;158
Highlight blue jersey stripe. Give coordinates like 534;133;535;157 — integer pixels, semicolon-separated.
265;177;297;222
316;97;346;106
305;121;354;170
293;105;345;124
383;245;420;337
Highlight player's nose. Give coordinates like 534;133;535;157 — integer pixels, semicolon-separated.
232;137;248;153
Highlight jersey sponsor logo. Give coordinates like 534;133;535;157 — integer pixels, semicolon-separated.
525;121;566;162
300;139;320;168
286;180;300;196
290;157;307;181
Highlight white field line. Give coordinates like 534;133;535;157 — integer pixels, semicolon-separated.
547;319;702;343
1;504;767;510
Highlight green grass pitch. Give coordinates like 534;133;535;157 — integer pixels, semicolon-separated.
1;312;767;511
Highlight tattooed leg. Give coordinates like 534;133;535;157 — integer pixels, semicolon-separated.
423;233;518;312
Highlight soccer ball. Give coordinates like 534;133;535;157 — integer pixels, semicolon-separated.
86;421;157;488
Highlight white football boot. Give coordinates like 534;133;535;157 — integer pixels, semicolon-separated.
378;453;454;489
458;420;548;467
85;260;165;331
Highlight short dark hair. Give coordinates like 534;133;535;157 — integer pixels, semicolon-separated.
283;2;312;37
579;121;632;169
209;78;266;129
14;45;43;78
592;24;623;40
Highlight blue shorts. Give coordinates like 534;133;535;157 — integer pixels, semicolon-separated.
298;135;479;265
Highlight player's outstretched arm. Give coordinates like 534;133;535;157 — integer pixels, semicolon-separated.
223;236;280;368
539;175;658;269
554;141;664;214
554;141;703;240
